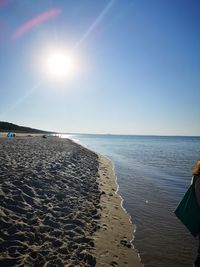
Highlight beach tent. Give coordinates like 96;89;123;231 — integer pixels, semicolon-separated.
7;132;15;137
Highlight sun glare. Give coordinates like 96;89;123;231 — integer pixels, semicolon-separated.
43;48;75;80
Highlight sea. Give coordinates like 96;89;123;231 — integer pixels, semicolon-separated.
63;134;200;267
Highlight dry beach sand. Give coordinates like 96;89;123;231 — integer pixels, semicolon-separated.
0;136;142;266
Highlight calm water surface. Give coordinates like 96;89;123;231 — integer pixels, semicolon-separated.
67;134;200;267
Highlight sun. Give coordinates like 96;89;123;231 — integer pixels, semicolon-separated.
43;48;75;80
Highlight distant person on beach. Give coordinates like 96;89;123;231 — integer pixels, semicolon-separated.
193;160;200;267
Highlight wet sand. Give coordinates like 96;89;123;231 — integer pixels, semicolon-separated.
0;136;142;266
93;155;142;267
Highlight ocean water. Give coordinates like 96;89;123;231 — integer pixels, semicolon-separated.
66;134;200;267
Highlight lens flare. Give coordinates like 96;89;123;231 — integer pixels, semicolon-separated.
12;8;62;40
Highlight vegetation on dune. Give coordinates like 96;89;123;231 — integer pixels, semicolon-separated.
0;121;53;134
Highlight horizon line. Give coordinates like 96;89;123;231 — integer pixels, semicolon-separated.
58;132;200;138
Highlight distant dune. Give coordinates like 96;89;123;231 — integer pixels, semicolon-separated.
0;121;53;134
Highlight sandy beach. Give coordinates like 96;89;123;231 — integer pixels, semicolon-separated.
0;136;142;266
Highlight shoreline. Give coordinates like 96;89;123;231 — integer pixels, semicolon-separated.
93;154;142;267
69;137;142;266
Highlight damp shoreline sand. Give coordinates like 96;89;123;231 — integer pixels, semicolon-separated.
0;136;142;266
94;154;142;267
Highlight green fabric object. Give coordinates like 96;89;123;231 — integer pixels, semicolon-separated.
174;178;200;237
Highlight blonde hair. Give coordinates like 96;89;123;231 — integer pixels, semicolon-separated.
192;160;200;176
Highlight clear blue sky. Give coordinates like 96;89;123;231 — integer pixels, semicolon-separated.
0;0;199;135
